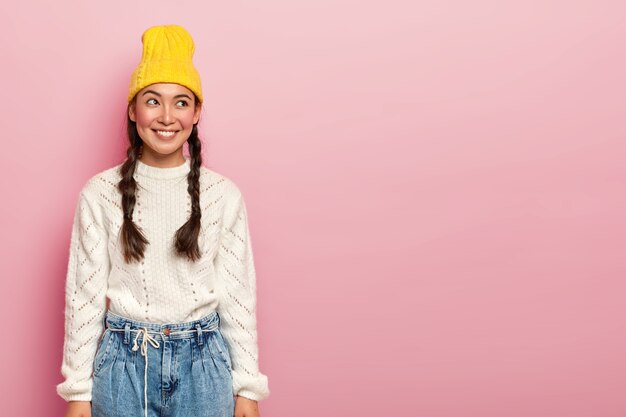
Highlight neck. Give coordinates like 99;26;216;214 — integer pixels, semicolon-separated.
137;150;187;168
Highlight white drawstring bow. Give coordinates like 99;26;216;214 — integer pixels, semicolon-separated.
132;328;160;417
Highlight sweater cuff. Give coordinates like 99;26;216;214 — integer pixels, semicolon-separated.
236;389;268;402
57;389;92;402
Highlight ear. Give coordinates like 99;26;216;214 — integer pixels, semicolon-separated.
128;102;136;122
193;102;202;124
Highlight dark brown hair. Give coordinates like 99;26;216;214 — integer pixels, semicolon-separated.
117;94;203;264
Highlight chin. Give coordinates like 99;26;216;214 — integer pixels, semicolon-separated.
142;142;182;155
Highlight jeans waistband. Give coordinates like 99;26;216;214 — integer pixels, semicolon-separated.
104;309;221;341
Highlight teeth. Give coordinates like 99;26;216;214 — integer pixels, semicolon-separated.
156;130;176;137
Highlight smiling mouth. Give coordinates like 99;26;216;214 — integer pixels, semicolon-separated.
153;129;179;138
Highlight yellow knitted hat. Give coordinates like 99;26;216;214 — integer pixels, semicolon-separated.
128;25;203;103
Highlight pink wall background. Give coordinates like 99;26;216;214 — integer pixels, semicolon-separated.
1;0;625;416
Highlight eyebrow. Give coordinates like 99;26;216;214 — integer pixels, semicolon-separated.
142;90;192;100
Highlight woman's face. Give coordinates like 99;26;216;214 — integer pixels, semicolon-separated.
129;82;201;164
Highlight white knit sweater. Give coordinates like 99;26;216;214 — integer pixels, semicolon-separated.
56;157;270;402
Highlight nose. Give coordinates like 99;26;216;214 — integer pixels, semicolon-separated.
158;104;175;125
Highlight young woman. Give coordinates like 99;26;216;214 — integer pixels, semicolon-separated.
56;25;270;417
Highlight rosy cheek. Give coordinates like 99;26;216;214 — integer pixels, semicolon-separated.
135;113;152;126
180;114;194;126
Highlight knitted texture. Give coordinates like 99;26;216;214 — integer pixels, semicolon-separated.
56;157;269;402
128;25;203;103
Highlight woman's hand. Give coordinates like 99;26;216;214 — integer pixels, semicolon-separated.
234;395;261;417
64;401;91;417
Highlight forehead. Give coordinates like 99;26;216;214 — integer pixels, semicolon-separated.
139;83;193;97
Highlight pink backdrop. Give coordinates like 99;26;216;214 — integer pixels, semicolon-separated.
1;1;625;416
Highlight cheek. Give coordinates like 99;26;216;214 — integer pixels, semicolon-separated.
135;112;153;128
180;111;198;128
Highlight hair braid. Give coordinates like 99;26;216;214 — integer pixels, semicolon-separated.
118;124;149;263
173;124;203;262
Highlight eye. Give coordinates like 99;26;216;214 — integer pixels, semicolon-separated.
146;98;158;105
176;100;189;107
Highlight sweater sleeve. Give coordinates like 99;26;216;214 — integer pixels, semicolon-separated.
214;186;270;401
56;183;110;402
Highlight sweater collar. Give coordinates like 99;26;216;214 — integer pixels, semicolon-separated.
135;157;191;180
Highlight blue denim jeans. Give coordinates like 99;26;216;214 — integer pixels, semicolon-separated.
91;309;235;417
